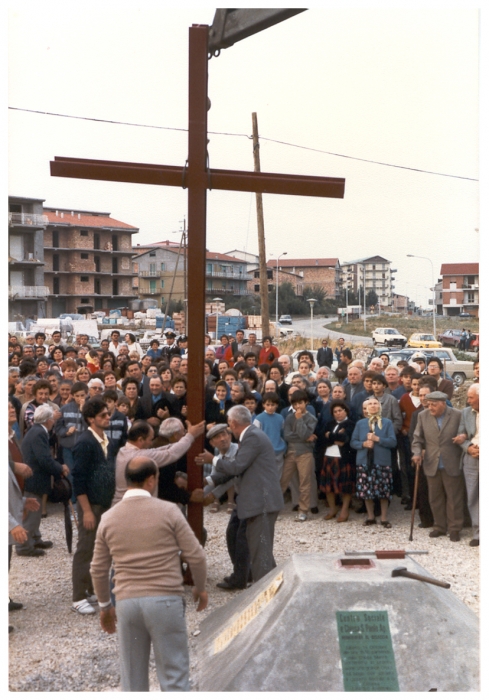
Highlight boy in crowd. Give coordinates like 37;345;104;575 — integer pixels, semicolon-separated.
280;390;318;522
103;389;129;452
253;392;286;478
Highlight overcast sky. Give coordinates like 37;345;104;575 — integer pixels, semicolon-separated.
8;3;480;306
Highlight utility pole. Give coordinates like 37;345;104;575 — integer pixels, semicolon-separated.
252;112;270;338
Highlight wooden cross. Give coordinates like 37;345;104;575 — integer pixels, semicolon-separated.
50;24;345;541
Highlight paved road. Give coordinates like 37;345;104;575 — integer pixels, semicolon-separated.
291;316;373;346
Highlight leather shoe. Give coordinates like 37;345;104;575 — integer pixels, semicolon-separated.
17;548;45;557
34;540;53;549
449;532;460;542
216;580;246;591
9;600;23;612
469;539;479;547
418;522;433;528
310;507;319;514
429;530;445;538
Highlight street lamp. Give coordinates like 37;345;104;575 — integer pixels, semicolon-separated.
212;297;223;341
271;252;287;324
307;298;317;351
407;255;436;338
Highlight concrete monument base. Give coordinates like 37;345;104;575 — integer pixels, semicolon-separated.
195;552;478;691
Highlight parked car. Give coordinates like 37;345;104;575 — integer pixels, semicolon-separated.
437;329;464;348
372;328;407;347
279;314;293;325
459;312;474;318
407;333;442;349
369;347;474;386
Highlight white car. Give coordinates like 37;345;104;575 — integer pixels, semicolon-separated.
372;327;407;347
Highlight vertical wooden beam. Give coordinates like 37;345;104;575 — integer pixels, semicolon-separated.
186;24;208;543
252;112;270;339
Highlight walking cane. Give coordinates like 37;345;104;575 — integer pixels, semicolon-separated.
69;500;79;529
409;458;421;542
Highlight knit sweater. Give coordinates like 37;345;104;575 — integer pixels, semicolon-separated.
90;494;206;603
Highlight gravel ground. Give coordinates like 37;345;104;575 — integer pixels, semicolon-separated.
9;498;479;692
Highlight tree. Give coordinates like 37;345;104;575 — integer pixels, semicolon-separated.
365;289;379;308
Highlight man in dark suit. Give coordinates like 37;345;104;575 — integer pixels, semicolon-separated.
16;404;70;556
317;339;334;368
412;391;463;541
71;398;115;614
125;360;151;399
198;405;284;583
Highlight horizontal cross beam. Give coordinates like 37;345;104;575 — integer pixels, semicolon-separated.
50;156;345;199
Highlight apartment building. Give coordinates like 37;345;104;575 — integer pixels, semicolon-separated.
266;257;341;298
8;196;49;320
43;208;138;316
132;244;252;306
340;255;396;309
439;263;479;317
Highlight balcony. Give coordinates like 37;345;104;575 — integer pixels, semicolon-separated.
9;285;50;299
9;212;48;227
205;287;254;296
206;270;252;280
9;256;44;266
139;270;160;277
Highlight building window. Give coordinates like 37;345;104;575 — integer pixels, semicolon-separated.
53;277;59;295
81;253;89;259
160;263;166;271
112;258;118;274
254;284;260;292
149;252;156;258
149;263;156;274
81;298;89;303
94;233;100;250
468;292;475;303
150;280;156;293
80;230;88;236
53;231;59;248
160;279;165;289
80;276;89;282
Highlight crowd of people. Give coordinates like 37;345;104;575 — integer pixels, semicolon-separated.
8;326;479;690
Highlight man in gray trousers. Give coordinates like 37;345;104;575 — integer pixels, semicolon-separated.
199;405;284;583
453;383;479;546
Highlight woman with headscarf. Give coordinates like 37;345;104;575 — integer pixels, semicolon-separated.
351;396;397;528
320;400;356;522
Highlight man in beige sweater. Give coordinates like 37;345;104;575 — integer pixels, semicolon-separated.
90;456;208;692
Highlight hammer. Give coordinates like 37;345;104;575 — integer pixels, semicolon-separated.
391;567;450;589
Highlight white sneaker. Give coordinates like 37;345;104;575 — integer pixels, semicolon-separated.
86;594;98;606
295;512;307;522
71;599;96;614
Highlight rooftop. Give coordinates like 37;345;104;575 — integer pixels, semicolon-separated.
267;257;339;267
44;208;138;231
440;263;479;275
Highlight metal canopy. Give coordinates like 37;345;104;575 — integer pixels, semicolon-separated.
208;8;307;54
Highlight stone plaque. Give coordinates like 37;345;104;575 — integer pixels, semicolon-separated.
336;610;399;691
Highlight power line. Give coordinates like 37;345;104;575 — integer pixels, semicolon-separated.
8;106;478;182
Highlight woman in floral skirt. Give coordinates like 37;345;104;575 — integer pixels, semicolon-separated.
351;396;397;528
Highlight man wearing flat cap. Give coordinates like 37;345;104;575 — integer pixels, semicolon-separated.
411;391;464;541
198;424;250;590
